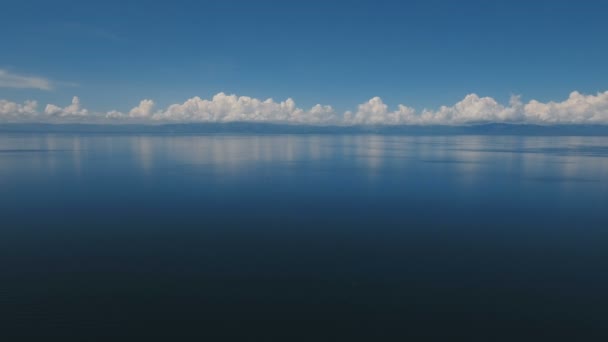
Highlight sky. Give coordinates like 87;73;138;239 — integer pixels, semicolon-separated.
1;0;608;125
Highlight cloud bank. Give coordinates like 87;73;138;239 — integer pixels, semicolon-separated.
44;96;88;117
0;69;53;90
1;90;608;125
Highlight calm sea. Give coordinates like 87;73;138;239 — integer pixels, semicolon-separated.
1;133;607;341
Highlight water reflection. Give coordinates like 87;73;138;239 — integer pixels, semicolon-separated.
133;136;153;173
0;134;607;193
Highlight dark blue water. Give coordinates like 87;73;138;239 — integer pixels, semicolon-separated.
1;133;607;341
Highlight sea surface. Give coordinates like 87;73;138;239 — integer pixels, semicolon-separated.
1;133;607;341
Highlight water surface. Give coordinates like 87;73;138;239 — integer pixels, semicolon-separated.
1;134;607;341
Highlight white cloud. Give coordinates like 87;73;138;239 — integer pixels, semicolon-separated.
415;94;524;125
127;99;154;118
0;100;38;119
130;99;155;118
2;90;608;125
343;91;608;125
152;93;337;124
524;91;608;124
44;96;88;117
0;69;53;90
104;99;155;119
344;97;417;125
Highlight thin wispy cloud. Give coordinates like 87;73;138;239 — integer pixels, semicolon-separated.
0;69;53;90
1;91;608;125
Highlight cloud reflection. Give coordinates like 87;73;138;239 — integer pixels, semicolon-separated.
0;134;606;196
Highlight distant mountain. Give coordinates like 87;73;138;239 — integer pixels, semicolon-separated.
1;123;607;136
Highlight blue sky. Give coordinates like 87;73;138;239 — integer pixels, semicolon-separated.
1;0;608;125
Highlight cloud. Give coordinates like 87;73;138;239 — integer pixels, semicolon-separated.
0;69;53;90
341;91;608;125
416;94;524;125
129;99;155;118
105;99;155;119
0;100;38;119
344;97;417;125
1;90;608;125
151;93;337;124
44;96;88;117
524;91;608;124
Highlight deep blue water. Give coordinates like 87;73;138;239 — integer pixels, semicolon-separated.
1;133;607;341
